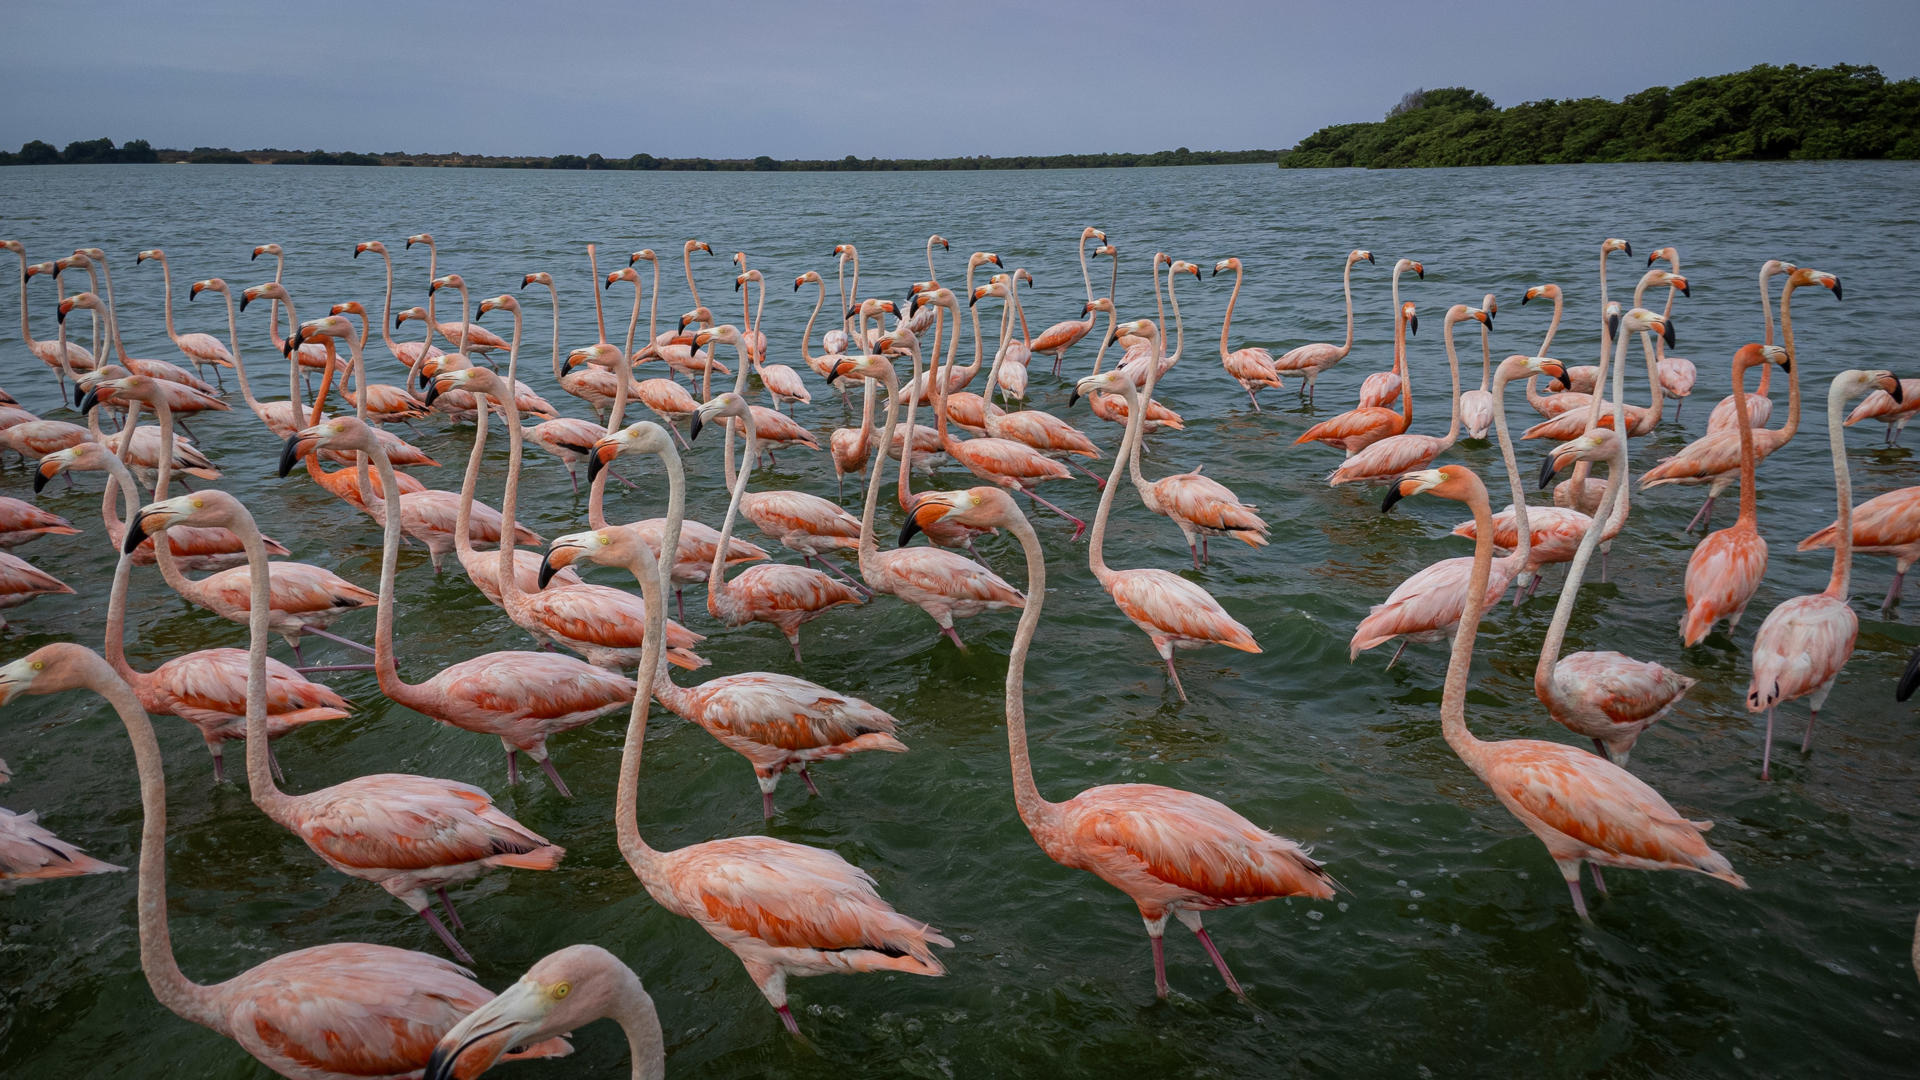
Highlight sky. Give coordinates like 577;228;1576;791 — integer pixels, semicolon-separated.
3;0;1917;160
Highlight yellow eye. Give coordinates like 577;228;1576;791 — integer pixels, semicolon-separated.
551;982;570;999
31;661;44;671
191;498;205;509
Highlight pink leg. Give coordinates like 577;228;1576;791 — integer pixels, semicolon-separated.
537;756;574;798
306;626;376;655
1071;458;1106;488
1023;488;1086;541
1164;655;1188;702
1385;639;1409;669
1683;495;1716;534
1202;537;1210;564
1193;928;1245;999
566;465;580;496
1247;386;1262;412
1800;707;1818;755
814;553;872;595
1883;570;1906;616
941;625;968;652
667;422;690;449
789;633;804;664
1151;934;1169;999
1189;540;1201;570
762;790;776;819
211;751;225;785
419;907;474;964
1566;877;1590;921
776;1004;801;1036
295;663;376;673
1760;706;1775;780
506;749;521;786
1588;863;1608;896
798;766;820;796
437;887;465;931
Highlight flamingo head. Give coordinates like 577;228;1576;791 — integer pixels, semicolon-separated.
686;240;712;257
689;392;749;441
289;315;354;356
125;490;248;554
1401;301;1418;336
1647;245;1677;267
135;248;164;265
251;243;283;260
1640;269;1688;298
1788;266;1841;302
678;306;713;332
523;271;554;290
970;251;1003;270
1445;304;1489;330
55;291;104;323
1381;467;1450;513
33;443;109;494
605;266;640;289
1481;294;1498;323
279;416;376;475
831;243;854;259
824;352;893;387
329;300;368;318
240;281;289;311
424;946;633;1080
1083;297;1116;317
794;270;821;290
1070;369;1132;408
1105;318;1156;350
354;240;386;258
0;240;20;255
900;487;1017;546
404;233;432;249
587;422;673;484
22;260;54;279
930;234;949;251
1171;260;1200;280
1351;249;1374;266
428;273;465;297
1082;226;1107;243
1539;430;1619;490
629;249;657;265
1211;257;1241;277
1602;237;1632;257
540;529;614;587
1760;259;1796;281
693;324;741;351
427;364;506;409
1612;306;1673;349
0;647;97;704
476;294;519;320
395;305;428;328
1838;368;1903;406
1498;354;1567;390
1395;257;1423;280
1522;283;1559;305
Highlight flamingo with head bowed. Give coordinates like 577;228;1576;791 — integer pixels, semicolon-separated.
1327;303;1486;486
0;495;75;548
1297;299;1415;454
1350;354;1563;664
0;644;572;1075
910;484;1331;997
1746;369;1900;778
544;421;908;821
1382;463;1744;919
1641;267;1837;533
1681;344;1791;645
278;416;636;797
831;353;1025;650
1537;430;1695;762
1273;248;1373;402
1843;378;1920;446
1212;257;1284;410
427;945;663;1080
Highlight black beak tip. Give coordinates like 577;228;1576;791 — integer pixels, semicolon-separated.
586;452;606;482
1415;267;1424;279
1831;280;1843;302
123;515;149;555
1889;380;1905;404
1067;389;1081;408
537;556;558;591
1537;455;1559;491
689;414;704;442
1407;315;1418;336
32;468;49;494
78;389;100;415
1365;252;1375;264
1551;374;1569;391
1622;242;1633;257
423;382;441;407
240;295;253;312
1607;314;1621;340
277;434;303;478
898;518;924;547
1380;485;1405;514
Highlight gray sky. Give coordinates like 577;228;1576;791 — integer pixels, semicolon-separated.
4;0;1915;159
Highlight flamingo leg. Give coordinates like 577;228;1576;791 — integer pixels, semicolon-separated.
419;907;474;964
1247;386;1262;412
1588;864;1609;896
267;742;285;784
1385;640;1409;669
565;463;580;497
288;639;306;666
814;553;872;595
437;887;465;931
210;750;225;785
1164;655;1188;702
776;1005;801;1036
1761;706;1775;780
610;464;641;490
1202;537;1210;564
1150;934;1169;999
1801;707;1819;754
798;766;820;796
1565;877;1591;921
762;791;776;819
1592;738;1608;757
506;749;521;786
1022;487;1086;541
788;633;803;664
305;627;376;655
1070;458;1106;488
941;625;968;652
295;663;375;673
1882;569;1906;617
537;756;574;798
1188;540;1201;570
1193;928;1246;999
1683;495;1716;534
667;421;690;449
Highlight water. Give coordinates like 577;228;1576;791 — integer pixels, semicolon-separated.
1;161;1917;1077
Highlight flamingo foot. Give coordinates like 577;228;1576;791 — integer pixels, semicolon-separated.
1151;934;1168;999
567;466;580;497
1193;928;1245;999
305;627;376;656
437;887;465;931
419;907;474;964
610;464;640;490
776;1004;801;1037
798;766;820;796
537;756;574;798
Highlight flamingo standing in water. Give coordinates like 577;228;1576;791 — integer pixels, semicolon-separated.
67;248;217;394
908;484;1331;997
537;456;943;1037
1646;246;1697;415
279;416;636;796
3;240;96;399
1457;293;1499;439
1358;258;1423;409
1327;303;1486;486
1707;260;1795;432
353;239;444;371
1381;463;1744;919
1025;226;1107;375
135;249;233;387
1537;431;1695;762
0;645;572;1074
1800;481;1920;616
0;801;122;881
1297;299;1415;454
1681;344;1791;645
1746;368;1900;779
1843;378;1920;446
1212;257;1284;410
544;422;908;821
1274;247;1373;402
0;496;76;548
1064;367;1260;700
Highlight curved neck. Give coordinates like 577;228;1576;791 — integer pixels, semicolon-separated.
1165;271;1185;365
1097;377;1150;582
616;456;678;872
1732;355;1760;524
1338;256;1356;355
1219;264;1242;360
1536;439;1626;694
708;409;757;597
455;375;490;557
799;278;824;366
860;369;901;575
368;437;429;710
1776;282;1807;439
612;282;642;428
95;255;132;362
1538;292;1562;356
1490;366;1531;569
683;247;701;311
1441;477;1496;768
233;493;297;822
1825;378;1854;597
376;249;401;355
492;326;529;612
1760;266;1779;346
1437;320;1463;445
1003;506;1058;828
590;247;607;345
102;443;150;685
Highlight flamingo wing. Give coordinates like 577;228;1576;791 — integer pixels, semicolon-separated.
294;773;561;872
1109;570;1258;651
1065;784;1335;901
1747;594;1859;708
0;807;123;879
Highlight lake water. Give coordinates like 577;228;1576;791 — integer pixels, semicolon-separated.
1;161;1917;1077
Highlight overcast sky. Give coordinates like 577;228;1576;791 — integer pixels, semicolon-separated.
4;0;1916;159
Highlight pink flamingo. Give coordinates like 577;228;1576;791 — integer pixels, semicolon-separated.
402;233;510;352
1519;283;1586;418
914;483;1330;996
1382;463;1744;919
1273;248;1374;402
1800;482;1920;616
543;423;908;821
1296;299;1415;453
1211;257;1285;410
327;302;427;424
1065;368;1260;699
0;644;572;1075
67;248;217;394
1681;344;1790;645
3;240;96;399
1646;246;1697;415
1026;226;1107;374
539;479;942;1037
831;354;1025;650
1358;259;1424;409
1707;260;1795;432
353;239;445;370
278;416;636;796
689;394;864;659
0;801;122;882
135;249;233;387
1746;368;1899;778
1327;303;1487;486
0;549;71;630
0;496;76;548
1843;378;1920;446
1458;293;1499;438
426;945;661;1079
1537;430;1695;762
1557;237;1633;394
247;244;332;374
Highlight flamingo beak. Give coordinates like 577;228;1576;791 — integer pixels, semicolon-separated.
1887;377;1904;403
536;546;575;590
277;432;310;477
1537;453;1563;491
1380;480;1411;514
423;379;442;407
689;411;705;442
124;507;158;554
77;388;102;415
32;459;57;494
240;293;254;312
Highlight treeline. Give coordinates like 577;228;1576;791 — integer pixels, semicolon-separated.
0;140;1278;171
1281;63;1920;169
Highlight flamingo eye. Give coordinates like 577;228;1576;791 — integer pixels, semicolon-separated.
550;982;571;999
31;661;44;671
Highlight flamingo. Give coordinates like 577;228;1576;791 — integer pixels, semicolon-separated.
1351;354;1562;664
353;239;445;370
1519;283;1587;418
1026;226;1107;374
0;496;76;548
0;801;122;881
1646;246;1697;415
402;233;510;352
277;416;636;796
1064;369;1260;700
186;278;305;438
1707;260;1795;432
1358;259;1424;409
0;645;572;1075
1211;257;1284;410
1746;369;1900;779
1557;237;1633;394
1681;344;1791;645
1800;483;1920;616
1326;303;1486;486
1296;299;1415;453
1518;288;1681;442
1537;431;1695;762
247;244;333;374
1844;379;1920;446
66;248;218;395
0;550;72;629
544;422;909;822
1381;463;1744;920
972;285;1105;484
538;466;942;1034
735;269;809;410
1641;268;1838;533
424;274;559;418
1458;293;1499;438
912;483;1330;996
1272;247;1373;402
134;249;233;387
426;945;663;1080
328;302;427;425
796;268;848;393
689;394;864;660
3;240;96;399
830;354;1024;650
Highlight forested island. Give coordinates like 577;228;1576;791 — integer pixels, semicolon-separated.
1281;63;1920;168
0;141;1277;171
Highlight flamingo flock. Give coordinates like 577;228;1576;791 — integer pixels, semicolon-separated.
0;223;1913;1079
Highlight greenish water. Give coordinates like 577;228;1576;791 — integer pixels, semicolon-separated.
1;161;1917;1077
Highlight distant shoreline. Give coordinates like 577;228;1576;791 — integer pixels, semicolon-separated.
0;141;1281;172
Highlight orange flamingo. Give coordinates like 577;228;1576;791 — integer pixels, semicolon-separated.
1274;247;1373;402
327;302;427;425
135;249;233;387
1519;283;1584;417
278;416;635;796
544;423;908;821
1843;378;1920;446
1681;344;1790;645
1327;303;1486;486
1296;299;1415;453
1801;482;1920;616
831;354;1024;650
1358;258;1423;409
1382;463;1744;919
247;244;333;374
1746;368;1898;778
539;474;941;1036
1537;431;1695;762
0;550;71;629
1211;257;1284;410
914;483;1330;996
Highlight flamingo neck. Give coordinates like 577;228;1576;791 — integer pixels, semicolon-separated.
369;438;429;712
155;257;182;344
1078;235;1093;303
799;279;824;367
1476;323;1492;393
1535;438;1626;700
1437;320;1463;446
1393;304;1413;424
454;380;489;557
1490;368;1532;571
708;411;756;604
235;496;298;823
1442;478;1496;770
1003;508;1059;830
1776;283;1806;441
1538;293;1561;356
612;982;669;1080
376;249;401;356
1338;256;1356;356
896;337;928;511
1825;377;1853;597
1760;266;1778;347
1095;375;1148;585
1597;248;1612;368
1733;354;1760;525
10;248;33;347
614;499;673;872
492;326;529;615
1218;265;1241;361
860;369;901;576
